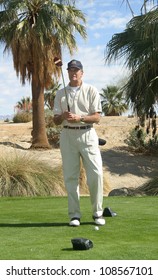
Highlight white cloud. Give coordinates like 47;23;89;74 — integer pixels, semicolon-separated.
77;0;112;10
108;15;130;29
77;0;132;32
88;10;131;31
93;32;101;39
0;57;31;115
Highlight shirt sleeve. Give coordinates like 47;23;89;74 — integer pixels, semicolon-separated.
89;85;102;114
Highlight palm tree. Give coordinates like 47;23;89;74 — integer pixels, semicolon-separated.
14;97;32;113
44;80;61;110
0;0;86;148
105;6;158;119
100;85;128;116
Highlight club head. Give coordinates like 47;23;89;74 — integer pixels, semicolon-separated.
54;57;62;67
98;138;106;146
103;207;117;217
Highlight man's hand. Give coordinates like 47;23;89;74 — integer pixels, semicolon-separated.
63;111;81;123
53;111;81;125
54;111;101;125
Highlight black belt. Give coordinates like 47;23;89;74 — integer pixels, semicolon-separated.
63;125;92;130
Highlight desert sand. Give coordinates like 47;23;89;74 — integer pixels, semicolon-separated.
0;116;158;195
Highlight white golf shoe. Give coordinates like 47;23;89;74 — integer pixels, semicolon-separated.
69;218;80;226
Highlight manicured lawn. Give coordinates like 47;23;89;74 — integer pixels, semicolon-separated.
0;196;157;260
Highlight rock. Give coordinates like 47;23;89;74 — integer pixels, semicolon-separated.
108;187;142;196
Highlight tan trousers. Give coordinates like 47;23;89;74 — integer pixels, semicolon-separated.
60;127;103;219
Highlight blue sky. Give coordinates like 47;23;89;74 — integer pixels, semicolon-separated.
0;0;147;115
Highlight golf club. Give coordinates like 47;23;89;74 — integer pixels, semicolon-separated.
54;57;70;112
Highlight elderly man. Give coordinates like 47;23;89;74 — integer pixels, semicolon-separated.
53;59;105;227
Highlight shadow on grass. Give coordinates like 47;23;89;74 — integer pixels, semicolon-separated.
0;222;68;227
0;221;94;227
61;248;73;251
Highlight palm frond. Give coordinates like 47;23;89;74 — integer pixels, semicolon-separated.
0;0;87;87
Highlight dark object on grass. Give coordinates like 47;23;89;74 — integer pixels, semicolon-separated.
71;238;93;250
103;207;117;217
99;138;106;146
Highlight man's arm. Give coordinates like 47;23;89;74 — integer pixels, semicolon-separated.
80;112;101;124
53;114;64;125
54;111;101;125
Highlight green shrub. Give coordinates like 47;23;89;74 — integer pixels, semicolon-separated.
125;128;146;151
136;176;158;196
125;128;158;154
13;112;32;123
45;113;55;128
145;135;158;154
44;110;62;148
46;127;61;148
4;118;10;122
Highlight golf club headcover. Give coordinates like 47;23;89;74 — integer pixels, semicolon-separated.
71;238;93;250
103;207;117;217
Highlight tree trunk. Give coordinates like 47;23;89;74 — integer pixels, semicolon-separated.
30;74;51;149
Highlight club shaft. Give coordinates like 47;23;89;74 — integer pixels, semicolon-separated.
61;68;70;112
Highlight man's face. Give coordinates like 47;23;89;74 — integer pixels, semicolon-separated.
68;67;83;83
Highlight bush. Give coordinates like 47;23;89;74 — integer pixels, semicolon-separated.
45;111;62;148
125;128;158;154
136;177;158;196
45;113;55;128
46;127;61;148
145;135;158;154
13;112;32;123
4;118;10;122
0;153;65;197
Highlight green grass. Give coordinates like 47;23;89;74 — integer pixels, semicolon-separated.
0;196;157;260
